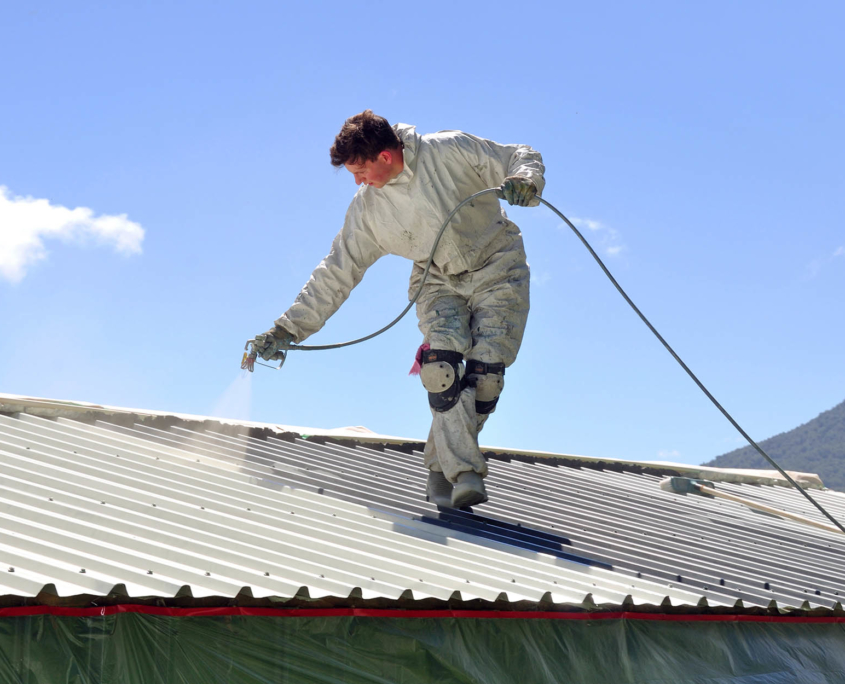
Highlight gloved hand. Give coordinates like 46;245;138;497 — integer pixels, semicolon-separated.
253;326;295;361
500;176;538;207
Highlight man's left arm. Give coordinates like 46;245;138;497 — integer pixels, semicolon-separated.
451;132;546;206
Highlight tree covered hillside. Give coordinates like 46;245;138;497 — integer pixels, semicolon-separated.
703;399;845;491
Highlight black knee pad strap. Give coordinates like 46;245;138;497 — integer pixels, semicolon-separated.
467;360;506;377
475;397;499;415
421;349;466;413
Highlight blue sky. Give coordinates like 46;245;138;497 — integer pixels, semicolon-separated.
1;1;843;466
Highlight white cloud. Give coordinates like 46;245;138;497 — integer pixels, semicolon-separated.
806;245;845;279
0;185;145;284
566;216;625;257
574;217;603;231
657;449;681;459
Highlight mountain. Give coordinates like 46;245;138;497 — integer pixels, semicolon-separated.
702;399;845;491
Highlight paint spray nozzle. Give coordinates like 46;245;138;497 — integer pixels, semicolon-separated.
241;339;286;372
241;340;257;372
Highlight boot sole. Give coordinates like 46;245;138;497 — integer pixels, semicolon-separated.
427;494;454;508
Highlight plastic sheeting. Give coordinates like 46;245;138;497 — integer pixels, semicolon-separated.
1;610;845;683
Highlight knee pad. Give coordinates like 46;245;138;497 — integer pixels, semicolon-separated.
420;349;466;412
467;360;505;415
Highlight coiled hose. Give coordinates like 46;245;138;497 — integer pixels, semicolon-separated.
269;187;845;535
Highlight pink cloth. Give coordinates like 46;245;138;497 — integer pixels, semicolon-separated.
408;343;430;375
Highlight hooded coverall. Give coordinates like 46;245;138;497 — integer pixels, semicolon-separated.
274;124;545;482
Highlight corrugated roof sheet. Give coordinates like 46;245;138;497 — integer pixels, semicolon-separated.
1;401;844;614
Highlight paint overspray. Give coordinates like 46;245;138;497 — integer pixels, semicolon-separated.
211;370;253;421
202;371;255;466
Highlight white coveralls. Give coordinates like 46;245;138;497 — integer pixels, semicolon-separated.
275;124;545;482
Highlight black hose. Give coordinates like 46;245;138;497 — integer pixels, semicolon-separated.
284;187;845;535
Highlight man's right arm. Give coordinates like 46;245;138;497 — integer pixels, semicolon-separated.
274;198;386;343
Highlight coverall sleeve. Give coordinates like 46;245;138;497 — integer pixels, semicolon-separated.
274;198;386;343
451;131;546;204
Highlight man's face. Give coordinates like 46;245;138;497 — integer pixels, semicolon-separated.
344;151;395;189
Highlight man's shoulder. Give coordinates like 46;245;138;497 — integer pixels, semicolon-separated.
416;130;479;161
420;129;471;145
344;187;371;218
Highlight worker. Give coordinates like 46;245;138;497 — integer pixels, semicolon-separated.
253;110;545;508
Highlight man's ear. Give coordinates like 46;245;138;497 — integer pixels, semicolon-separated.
379;149;393;164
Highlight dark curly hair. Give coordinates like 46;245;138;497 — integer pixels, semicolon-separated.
330;110;402;167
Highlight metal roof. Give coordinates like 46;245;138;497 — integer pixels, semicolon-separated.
1;402;844;614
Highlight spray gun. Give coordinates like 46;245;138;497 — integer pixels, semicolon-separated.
241;339;286;372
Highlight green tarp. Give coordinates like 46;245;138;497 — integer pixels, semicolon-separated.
1;611;845;683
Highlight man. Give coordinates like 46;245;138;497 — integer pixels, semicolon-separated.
254;110;544;508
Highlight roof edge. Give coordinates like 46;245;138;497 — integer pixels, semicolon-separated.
1;591;842;619
0;392;824;489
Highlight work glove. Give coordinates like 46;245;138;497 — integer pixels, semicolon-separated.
253;326;295;361
499;176;538;207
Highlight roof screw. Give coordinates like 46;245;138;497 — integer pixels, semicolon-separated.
79;569;86;573
511;579;516;583
7;567;14;572
205;572;211;577
636;572;642;578
319;574;325;579
48;497;53;502
247;508;251;511
719;578;725;586
201;506;205;510
147;570;153;575
152;503;156;507
764;582;771;590
676;575;682;582
816;590;821;596
264;572;270;577
100;501;105;505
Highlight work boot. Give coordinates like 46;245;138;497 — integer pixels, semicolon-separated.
451;471;488;508
426;469;453;507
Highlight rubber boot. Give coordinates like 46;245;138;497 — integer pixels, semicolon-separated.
451;471;488;508
426;469;453;507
